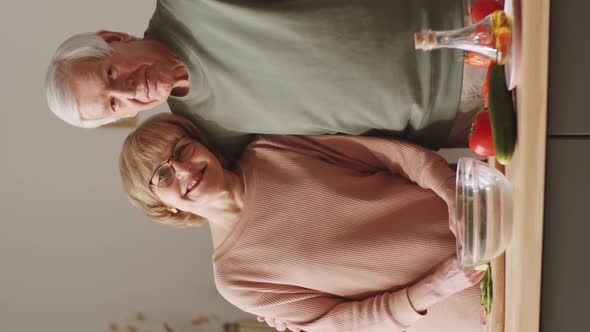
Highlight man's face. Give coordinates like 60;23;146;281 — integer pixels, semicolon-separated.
68;31;187;121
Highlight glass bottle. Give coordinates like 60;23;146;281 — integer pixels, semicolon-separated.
414;10;512;65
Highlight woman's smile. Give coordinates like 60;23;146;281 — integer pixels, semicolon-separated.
186;167;206;195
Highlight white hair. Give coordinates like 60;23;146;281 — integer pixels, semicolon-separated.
45;32;119;128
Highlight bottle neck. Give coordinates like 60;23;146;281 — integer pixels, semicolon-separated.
414;11;511;64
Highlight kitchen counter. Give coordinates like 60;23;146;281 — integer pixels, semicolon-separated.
486;1;551;332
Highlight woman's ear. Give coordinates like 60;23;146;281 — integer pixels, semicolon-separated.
96;30;135;44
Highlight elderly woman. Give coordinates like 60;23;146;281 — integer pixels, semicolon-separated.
119;114;484;332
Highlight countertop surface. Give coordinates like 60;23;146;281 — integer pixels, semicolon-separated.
487;1;551;332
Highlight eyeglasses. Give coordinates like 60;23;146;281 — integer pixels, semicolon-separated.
149;136;196;188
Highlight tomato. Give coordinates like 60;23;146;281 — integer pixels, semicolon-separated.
469;110;495;157
470;0;503;23
464;51;492;68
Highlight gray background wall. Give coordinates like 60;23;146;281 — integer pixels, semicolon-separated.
0;2;250;332
0;1;474;332
541;0;590;331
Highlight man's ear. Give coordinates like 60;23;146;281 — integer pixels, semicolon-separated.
96;30;135;44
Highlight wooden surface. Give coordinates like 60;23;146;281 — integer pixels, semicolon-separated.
489;253;506;332
501;0;551;332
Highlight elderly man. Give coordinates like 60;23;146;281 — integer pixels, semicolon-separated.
46;0;484;158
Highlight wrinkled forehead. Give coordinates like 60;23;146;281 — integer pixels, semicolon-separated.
66;57;108;120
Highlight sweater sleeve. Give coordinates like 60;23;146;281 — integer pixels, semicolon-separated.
217;282;425;332
257;135;456;206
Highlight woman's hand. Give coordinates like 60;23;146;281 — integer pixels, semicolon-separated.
438;174;458;237
257;316;301;332
407;255;485;312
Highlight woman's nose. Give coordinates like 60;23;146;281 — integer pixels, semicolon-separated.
170;160;192;179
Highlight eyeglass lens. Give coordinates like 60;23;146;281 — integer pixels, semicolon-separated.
151;139;196;188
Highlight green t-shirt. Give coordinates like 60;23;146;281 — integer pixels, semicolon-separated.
145;0;464;158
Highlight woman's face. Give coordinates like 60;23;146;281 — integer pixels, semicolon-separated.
150;137;226;214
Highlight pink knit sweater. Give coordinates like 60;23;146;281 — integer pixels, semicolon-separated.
213;135;481;332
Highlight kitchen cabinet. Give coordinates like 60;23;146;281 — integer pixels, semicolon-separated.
541;138;590;331
546;2;590;135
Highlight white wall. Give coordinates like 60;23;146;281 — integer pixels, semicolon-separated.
0;1;250;332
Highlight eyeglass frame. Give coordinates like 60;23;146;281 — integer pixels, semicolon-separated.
148;135;196;188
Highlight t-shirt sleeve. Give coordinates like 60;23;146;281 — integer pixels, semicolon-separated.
169;103;254;162
258;135;456;206
218;282;425;332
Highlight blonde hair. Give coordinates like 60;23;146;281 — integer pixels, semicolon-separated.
120;114;222;227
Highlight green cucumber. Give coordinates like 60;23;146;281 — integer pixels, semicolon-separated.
488;64;517;165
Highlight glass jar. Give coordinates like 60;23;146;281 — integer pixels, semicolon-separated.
452;158;513;268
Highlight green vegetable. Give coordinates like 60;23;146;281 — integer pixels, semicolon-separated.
487;64;517;165
474;264;490;271
480;264;493;317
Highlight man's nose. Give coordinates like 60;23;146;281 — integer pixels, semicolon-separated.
110;76;138;98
